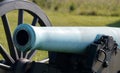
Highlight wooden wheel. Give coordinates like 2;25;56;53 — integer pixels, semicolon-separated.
0;0;51;73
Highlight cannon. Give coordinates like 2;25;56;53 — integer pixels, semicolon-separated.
13;24;120;73
13;24;120;53
0;0;120;73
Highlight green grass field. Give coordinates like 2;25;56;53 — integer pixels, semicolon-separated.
0;10;120;61
34;0;120;16
46;10;120;26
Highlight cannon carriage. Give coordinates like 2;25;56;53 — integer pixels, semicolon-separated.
0;0;120;73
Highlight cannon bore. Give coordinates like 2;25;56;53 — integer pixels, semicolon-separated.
13;24;120;53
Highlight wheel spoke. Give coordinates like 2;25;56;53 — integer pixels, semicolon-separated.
17;9;24;59
23;51;27;58
0;45;15;65
1;15;18;61
18;9;24;25
26;50;37;60
0;63;11;70
23;16;38;58
32;16;38;26
38;20;46;26
17;50;23;59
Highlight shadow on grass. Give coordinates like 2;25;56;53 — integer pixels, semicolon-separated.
107;20;120;27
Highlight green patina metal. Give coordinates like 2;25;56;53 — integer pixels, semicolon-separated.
13;24;120;53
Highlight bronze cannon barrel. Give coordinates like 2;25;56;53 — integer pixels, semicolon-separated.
13;24;120;53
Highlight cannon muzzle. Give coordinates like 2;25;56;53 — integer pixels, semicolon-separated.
13;24;120;53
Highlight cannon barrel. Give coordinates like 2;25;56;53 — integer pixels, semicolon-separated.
13;24;120;53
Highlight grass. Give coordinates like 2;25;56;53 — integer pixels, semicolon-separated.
34;0;120;16
0;9;120;61
45;10;120;26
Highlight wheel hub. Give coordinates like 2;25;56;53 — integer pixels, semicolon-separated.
14;59;31;73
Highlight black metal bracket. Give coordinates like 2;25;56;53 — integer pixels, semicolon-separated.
47;35;118;73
